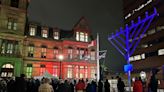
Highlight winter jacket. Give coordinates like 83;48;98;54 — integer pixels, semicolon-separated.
133;80;143;92
38;83;54;92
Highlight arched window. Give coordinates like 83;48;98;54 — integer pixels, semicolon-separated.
1;63;14;77
2;64;13;68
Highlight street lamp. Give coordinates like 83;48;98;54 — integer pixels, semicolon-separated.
58;54;64;79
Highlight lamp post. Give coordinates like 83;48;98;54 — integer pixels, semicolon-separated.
58;54;64;79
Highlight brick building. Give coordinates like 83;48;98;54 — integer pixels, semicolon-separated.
23;18;97;79
0;0;97;79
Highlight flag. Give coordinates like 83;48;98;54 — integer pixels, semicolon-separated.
88;40;96;47
99;50;107;59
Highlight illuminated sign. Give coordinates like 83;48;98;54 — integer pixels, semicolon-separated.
125;0;153;19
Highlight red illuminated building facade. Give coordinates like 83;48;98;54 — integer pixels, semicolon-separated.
23;18;97;79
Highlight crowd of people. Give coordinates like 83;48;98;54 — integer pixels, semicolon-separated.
0;69;159;92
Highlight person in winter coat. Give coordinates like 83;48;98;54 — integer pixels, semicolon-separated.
90;80;97;92
104;79;110;92
133;77;143;92
38;78;54;92
14;74;27;92
98;79;103;92
117;77;125;92
75;79;85;92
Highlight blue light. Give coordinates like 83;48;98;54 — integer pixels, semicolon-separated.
108;7;158;64
124;64;133;72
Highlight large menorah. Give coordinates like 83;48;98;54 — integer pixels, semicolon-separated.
108;8;158;91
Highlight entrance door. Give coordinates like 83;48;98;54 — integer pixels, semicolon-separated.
1;64;14;77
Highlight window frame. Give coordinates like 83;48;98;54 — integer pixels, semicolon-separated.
29;26;36;36
42;29;48;38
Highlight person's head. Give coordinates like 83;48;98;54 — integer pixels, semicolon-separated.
118;77;122;81
135;77;139;81
152;68;159;75
20;74;25;78
105;79;108;82
43;78;50;83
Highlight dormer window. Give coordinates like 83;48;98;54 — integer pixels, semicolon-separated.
76;32;88;42
29;27;36;36
80;32;85;41
42;29;48;38
85;33;88;42
54;31;59;40
76;32;79;41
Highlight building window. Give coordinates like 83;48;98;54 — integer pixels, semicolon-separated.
91;66;96;79
42;29;48;38
157;26;164;31
141;44;148;48
85;33;88;42
68;48;73;59
67;65;73;78
141;53;145;59
2;64;13;68
54;48;59;59
91;51;95;60
129;56;134;62
147;29;156;35
40;64;46;75
1;64;13;77
6;43;13;54
80;32;85;41
1;42;5;54
54;31;59;40
75;66;79;78
80;66;84;78
41;46;47;58
76;32;88;42
0;40;19;55
10;0;19;8
29;27;36;36
79;49;84;59
85;66;88;78
158;49;164;55
134;55;141;61
7;18;17;30
140;34;147;38
28;45;34;57
76;32;79;41
53;66;58;77
26;64;32;78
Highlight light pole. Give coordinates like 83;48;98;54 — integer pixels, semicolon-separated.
58;54;64;79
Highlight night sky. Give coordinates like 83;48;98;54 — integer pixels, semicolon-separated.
28;0;126;73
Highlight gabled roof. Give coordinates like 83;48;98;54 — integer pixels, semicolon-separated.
73;16;91;32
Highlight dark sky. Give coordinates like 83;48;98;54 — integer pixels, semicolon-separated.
28;0;126;73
